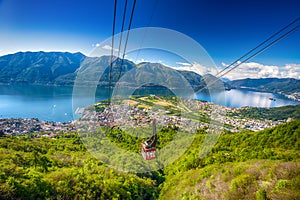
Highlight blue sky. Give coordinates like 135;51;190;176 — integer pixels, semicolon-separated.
0;0;299;79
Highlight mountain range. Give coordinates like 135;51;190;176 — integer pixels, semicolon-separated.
0;51;299;97
0;51;84;85
0;51;225;92
229;78;300;95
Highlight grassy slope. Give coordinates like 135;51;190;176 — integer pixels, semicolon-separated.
0;135;158;199
159;160;300;200
159;120;300;199
236;104;300;120
0;120;299;199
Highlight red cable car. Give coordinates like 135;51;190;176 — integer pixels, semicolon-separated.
141;119;157;160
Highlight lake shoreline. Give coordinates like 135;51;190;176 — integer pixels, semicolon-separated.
1;82;299;101
0;85;299;122
235;86;300;102
1;95;290;135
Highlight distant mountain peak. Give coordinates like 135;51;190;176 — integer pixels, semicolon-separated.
228;77;300;100
0;51;219;92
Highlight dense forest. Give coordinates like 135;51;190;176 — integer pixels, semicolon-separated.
229;78;300;95
0;120;299;199
0;52;205;90
231;104;300;120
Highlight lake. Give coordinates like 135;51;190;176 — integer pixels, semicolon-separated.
0;85;298;122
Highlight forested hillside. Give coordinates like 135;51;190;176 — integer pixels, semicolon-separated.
229;78;300;95
159;120;300;199
0;52;85;85
0;52;212;91
232;104;300;120
0;120;299;199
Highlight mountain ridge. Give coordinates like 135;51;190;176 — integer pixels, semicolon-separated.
0;52;299;99
229;77;300;101
0;51;85;85
0;52;220;92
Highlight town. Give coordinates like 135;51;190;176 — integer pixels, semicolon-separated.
0;118;76;136
76;95;285;133
0;95;287;136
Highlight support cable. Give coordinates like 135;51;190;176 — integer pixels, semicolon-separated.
215;17;300;79
108;0;118;103
197;17;300;93
219;24;300;78
116;0;128;67
117;0;137;80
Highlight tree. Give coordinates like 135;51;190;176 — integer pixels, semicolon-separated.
0;130;4;137
40;156;51;172
32;150;40;169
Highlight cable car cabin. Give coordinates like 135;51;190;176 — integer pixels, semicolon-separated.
141;142;156;160
141;119;157;160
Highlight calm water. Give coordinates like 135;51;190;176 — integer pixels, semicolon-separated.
0;85;298;122
196;89;299;108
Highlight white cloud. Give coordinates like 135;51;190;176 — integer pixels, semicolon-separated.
114;56;300;80
171;61;300;80
175;62;192;66
221;62;227;67
171;62;220;76
136;58;148;63
135;58;171;67
221;62;300;80
101;44;119;52
280;64;300;79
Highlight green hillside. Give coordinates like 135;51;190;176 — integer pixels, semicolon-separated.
160;160;300;200
235;104;300;120
0;135;158;199
0;51;85;85
0;52;216;91
160;120;300;199
0;120;299;199
229;78;300;95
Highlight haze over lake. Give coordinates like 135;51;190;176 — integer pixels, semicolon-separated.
0;85;298;122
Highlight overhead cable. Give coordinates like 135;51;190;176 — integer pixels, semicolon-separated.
118;0;137;80
108;0;118;103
